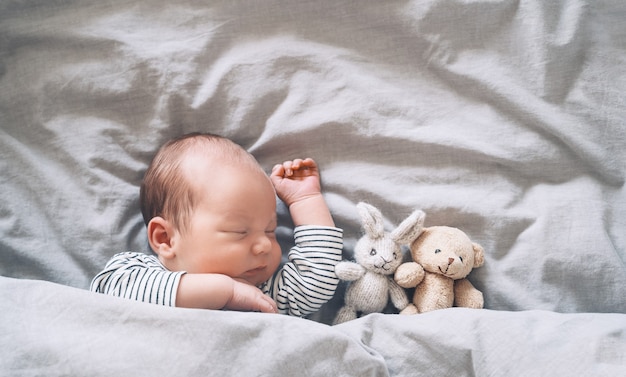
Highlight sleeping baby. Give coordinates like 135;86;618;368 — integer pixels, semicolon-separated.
90;132;343;317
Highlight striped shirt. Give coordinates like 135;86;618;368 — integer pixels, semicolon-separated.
90;225;343;317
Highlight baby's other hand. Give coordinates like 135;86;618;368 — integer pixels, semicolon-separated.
226;280;278;314
270;158;322;207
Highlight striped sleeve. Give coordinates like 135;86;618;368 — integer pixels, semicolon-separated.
261;225;343;317
89;252;185;307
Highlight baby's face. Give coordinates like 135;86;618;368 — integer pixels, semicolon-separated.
172;159;281;286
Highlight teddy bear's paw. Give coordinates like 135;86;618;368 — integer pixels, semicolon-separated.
453;279;484;309
457;293;484;309
394;262;425;288
399;304;419;315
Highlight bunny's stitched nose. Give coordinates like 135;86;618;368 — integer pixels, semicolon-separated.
448;258;454;265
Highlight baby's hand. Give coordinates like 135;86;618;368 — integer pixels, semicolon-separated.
270;158;335;227
226;279;278;314
270;158;322;207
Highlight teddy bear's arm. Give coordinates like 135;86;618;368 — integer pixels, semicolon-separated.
394;262;425;288
453;278;484;309
387;278;409;311
334;261;366;281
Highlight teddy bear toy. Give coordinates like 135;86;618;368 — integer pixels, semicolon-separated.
333;202;425;324
394;224;485;314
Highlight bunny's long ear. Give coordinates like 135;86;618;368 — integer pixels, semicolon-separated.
391;209;425;245
356;202;385;239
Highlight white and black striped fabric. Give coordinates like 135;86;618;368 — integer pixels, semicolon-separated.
90;252;184;307
261;226;343;317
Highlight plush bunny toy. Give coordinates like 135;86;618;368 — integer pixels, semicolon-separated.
333;202;425;324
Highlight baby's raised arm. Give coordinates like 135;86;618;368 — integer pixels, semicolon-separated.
270;158;335;227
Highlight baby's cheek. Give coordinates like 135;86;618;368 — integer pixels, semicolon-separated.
270;245;282;269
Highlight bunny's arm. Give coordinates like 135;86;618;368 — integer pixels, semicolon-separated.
387;278;409;311
335;261;366;281
394;262;425;288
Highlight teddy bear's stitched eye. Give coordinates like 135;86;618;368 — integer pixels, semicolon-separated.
435;249;441;254
370;249;377;256
459;256;463;262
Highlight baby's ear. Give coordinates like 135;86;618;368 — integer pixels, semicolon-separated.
147;216;177;260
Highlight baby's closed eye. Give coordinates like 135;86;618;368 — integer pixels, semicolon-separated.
220;229;248;240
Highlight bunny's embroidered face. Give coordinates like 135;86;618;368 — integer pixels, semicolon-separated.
351;202;424;277
410;226;484;280
353;236;403;275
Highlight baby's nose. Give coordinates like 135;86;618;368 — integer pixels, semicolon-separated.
252;234;272;255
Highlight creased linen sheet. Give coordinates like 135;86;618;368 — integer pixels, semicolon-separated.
2;277;624;376
1;0;625;375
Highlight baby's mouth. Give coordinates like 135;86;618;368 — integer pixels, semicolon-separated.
244;266;267;276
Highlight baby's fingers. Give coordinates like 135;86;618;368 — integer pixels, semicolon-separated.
230;280;278;314
272;158;318;178
271;164;285;177
259;295;278;314
289;158;317;176
275;159;299;177
283;160;295;176
299;158;317;169
290;158;305;170
248;290;278;313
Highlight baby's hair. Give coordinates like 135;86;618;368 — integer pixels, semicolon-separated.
140;132;261;233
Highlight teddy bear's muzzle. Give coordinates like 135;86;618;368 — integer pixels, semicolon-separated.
438;257;465;277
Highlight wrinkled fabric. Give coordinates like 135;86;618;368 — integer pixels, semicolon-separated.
1;0;625;375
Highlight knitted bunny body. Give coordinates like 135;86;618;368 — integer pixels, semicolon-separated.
333;203;425;324
339;265;403;315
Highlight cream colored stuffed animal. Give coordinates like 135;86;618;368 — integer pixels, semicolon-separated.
333;203;425;324
395;225;485;314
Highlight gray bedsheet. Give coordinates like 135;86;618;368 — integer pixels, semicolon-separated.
2;277;624;376
1;0;625;375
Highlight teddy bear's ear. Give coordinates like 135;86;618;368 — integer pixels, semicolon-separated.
472;242;485;267
391;209;425;245
356;202;385;239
